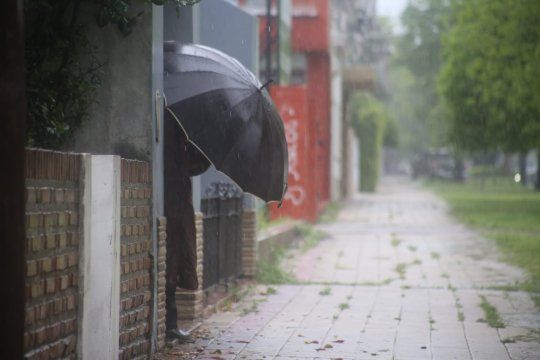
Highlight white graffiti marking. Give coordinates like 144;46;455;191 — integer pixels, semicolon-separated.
284;185;306;206
283;113;306;206
285;120;300;181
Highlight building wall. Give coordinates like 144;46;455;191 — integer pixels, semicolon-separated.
307;53;331;205
291;0;329;53
290;0;331;208
330;49;344;201
68;3;154;161
24;149;82;359
196;0;259;209
268;85;318;222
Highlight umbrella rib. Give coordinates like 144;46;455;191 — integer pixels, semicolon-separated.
185;44;255;80
167;88;256;111
166;84;252;94
165;107;215;168
175;53;250;81
167;71;251;87
167;104;260;198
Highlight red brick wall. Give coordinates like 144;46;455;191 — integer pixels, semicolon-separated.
119;159;153;359
24;149;82;359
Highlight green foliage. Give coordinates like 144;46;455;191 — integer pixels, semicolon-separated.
439;0;540;153
390;0;452;154
383;115;399;148
430;180;540;293
318;202;341;223
96;0;202;36
255;247;296;284
25;0;200;149
297;224;328;253
478;295;505;328
349;92;388;192
25;0;101;149
318;287;332;296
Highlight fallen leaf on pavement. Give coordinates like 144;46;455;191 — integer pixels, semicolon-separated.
332;339;345;343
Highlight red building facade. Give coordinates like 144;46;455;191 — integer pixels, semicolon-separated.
242;0;331;222
268;85;318;221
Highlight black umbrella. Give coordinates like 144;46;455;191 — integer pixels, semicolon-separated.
163;42;288;203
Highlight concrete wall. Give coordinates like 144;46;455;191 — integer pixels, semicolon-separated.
80;155;121;360
68;3;154;161
330;50;343;201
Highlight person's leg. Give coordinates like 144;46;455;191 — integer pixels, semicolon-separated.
165;236;180;333
165;215;192;341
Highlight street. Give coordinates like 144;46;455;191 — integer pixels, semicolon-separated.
161;177;540;359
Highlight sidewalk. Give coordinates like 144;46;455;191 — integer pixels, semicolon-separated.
158;177;540;359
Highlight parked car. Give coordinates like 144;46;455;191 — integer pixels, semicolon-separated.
411;149;464;181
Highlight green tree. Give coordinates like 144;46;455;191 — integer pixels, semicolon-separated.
25;0;202;149
393;0;452;151
439;0;540;187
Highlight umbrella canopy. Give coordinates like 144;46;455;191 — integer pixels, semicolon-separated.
164;42;288;203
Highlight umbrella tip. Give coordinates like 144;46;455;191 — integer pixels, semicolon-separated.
259;79;273;92
277;182;287;208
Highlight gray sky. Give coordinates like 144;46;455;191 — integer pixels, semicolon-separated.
377;0;408;33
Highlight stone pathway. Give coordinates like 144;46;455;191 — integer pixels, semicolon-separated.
159;177;540;359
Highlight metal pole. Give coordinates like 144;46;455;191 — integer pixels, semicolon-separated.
276;0;281;85
150;4;164;354
265;0;272;82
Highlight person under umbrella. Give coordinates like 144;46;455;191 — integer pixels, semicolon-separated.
164;42;288;203
163;42;288;341
164;111;209;341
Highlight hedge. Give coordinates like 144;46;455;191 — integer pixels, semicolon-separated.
349;92;388;192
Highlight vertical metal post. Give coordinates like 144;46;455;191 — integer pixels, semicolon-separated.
265;0;272;82
151;4;164;354
276;0;281;84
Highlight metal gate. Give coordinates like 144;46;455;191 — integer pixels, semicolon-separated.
202;182;243;289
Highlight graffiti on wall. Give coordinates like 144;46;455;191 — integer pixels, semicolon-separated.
282;105;306;206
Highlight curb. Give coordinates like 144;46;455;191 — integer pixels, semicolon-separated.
257;221;302;262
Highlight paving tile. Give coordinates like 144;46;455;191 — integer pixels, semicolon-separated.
160;178;539;360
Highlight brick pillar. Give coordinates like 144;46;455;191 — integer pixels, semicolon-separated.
175;212;204;320
156;217;167;350
242;209;257;277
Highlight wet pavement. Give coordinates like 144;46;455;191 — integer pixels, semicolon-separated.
159;177;540;359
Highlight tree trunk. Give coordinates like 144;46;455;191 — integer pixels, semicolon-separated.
536;148;540;191
519;151;528;186
501;153;511;176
